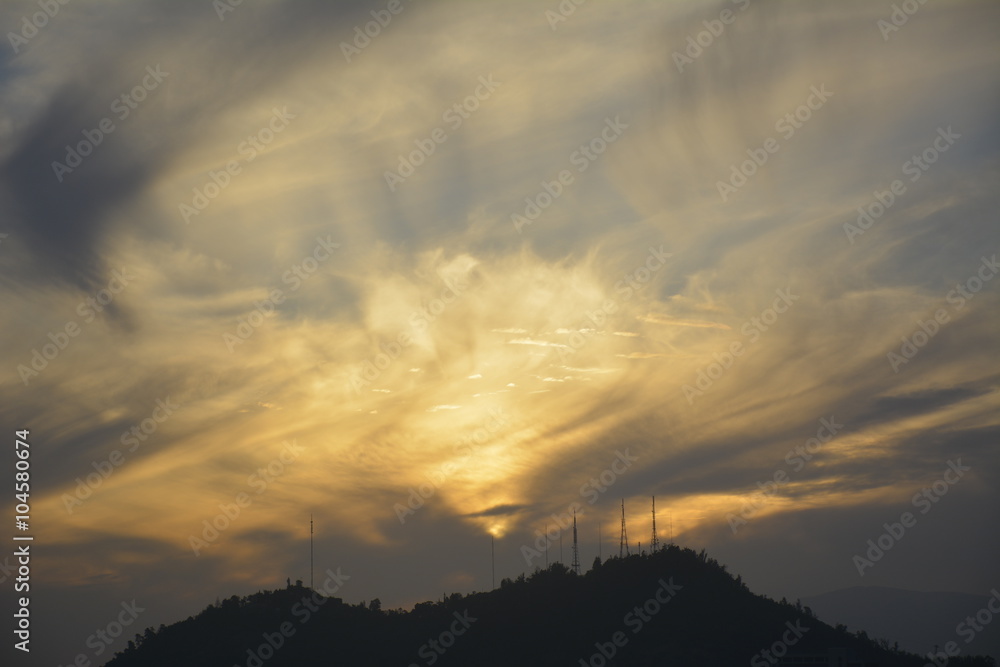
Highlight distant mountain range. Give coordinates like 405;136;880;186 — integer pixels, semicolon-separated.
104;546;996;666
803;586;1000;662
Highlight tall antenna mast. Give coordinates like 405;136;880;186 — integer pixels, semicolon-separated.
651;496;659;553
545;524;549;569
669;511;673;545
620;499;630;557
571;508;581;574
598;521;602;560
310;513;314;590
491;534;495;589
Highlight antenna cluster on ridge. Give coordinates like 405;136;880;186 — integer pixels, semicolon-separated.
620;499;630;557
651;496;659;553
620;496;665;558
571;508;581;574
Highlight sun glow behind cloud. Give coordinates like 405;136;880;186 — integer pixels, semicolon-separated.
0;1;997;636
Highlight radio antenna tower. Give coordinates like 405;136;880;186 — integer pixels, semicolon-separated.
491;534;495;589
619;499;630;557
651;496;659;553
309;514;314;590
571;508;581;574
545;524;549;568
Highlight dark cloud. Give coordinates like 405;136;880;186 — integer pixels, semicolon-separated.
854;384;995;430
0;0;374;297
463;503;528;518
1;2;998;666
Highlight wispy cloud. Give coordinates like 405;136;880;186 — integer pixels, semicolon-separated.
1;3;997;662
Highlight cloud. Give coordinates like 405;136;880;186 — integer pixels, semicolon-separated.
637;313;731;329
1;3;998;663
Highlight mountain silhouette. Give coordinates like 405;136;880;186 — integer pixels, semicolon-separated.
103;545;996;666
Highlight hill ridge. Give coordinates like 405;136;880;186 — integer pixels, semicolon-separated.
104;546;995;666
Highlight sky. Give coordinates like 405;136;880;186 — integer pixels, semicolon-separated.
0;0;998;664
